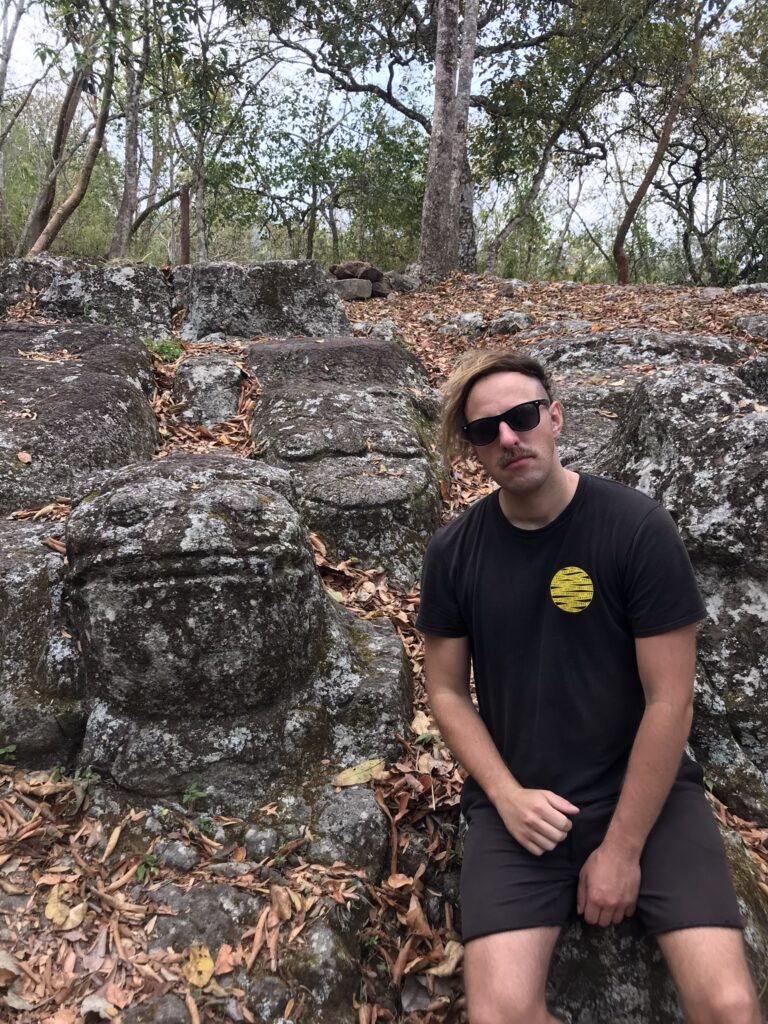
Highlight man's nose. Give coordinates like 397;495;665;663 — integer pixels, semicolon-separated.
497;420;520;446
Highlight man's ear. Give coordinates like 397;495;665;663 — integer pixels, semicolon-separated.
550;399;564;439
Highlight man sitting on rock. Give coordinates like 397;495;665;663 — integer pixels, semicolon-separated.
416;351;760;1024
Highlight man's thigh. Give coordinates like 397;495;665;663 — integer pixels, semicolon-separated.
464;927;561;1024
656;927;761;1023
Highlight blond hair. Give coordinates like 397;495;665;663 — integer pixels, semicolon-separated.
440;350;554;462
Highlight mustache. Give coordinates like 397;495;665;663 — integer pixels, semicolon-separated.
497;449;534;468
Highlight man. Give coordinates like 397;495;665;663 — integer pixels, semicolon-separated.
415;351;761;1024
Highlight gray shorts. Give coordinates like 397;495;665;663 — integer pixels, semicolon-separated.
460;778;743;943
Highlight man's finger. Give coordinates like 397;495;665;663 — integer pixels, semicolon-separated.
529;831;557;852
546;792;580;816
539;806;574;834
530;819;569;844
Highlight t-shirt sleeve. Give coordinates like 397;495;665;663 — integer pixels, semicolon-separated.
624;505;707;637
415;531;468;638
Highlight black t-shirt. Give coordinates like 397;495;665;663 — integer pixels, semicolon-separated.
415;473;707;815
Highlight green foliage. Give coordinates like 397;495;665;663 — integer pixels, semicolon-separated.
182;781;207;809
144;337;184;362
0;744;17;761
136;852;159;882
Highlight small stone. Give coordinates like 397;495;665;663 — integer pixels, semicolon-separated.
155;839;200;872
244;827;278;860
487;311;533;335
333;279;373;301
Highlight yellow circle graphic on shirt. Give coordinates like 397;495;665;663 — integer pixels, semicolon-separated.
550;566;594;613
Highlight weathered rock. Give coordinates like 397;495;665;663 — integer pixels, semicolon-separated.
172;354;243;428
383;271;419;294
35;263;171;334
178;260;350;340
0;521;84;766
330;261;383;282
736;314;768;340
371;278;393;298
334;278;373;301
497;278;530;297
66;454;411;836
699;286;727;299
0;323;158;514
350;319;404;346
309;785;389;877
243;337;441;585
439;311;484;337
737;354;768;399
155;838;201;872
596;364;768;818
150;883;264;952
524;328;753;471
487;310;533;335
0;256;75;311
732;282;768;295
120;995;190;1024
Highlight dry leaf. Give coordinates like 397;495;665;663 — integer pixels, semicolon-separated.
16;451;32;463
214;943;236;975
0;951;22;987
426;940;464;977
80;994;118;1019
405;893;432;938
333;757;385;787
100;824;123;862
44;885;87;931
410;709;439;737
270;885;292;922
43;1010;78;1024
386;873;413;889
181;945;215;988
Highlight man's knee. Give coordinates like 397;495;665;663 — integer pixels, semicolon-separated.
685;982;760;1024
467;997;559;1024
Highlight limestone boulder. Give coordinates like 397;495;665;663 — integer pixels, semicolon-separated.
596;364;768;818
0;521;84;766
0;256;83;311
382;271;419;294
0;323;158;515
177;260;350;340
732;282;768;295
66;454;412;830
487;310;533;335
172;354;243;428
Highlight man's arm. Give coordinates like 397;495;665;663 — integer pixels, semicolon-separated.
577;623;697;927
424;633;579;856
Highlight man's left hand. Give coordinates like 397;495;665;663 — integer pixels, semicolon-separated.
577;843;641;927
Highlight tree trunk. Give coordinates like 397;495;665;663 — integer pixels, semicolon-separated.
109;10;149;258
612;0;730;284
179;184;190;264
15;69;84;254
452;0;479;274
193;136;207;263
418;0;460;279
326;202;340;263
27;54;116;255
137;109;163;252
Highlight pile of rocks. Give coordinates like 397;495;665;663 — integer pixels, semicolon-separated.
328;261;419;300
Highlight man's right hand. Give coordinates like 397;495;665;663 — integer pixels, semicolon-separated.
496;788;580;856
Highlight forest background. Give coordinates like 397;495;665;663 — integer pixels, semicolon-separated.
1;0;767;286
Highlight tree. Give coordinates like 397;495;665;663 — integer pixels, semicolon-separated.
418;0;479;279
612;0;732;283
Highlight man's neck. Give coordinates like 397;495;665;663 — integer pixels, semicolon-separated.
498;466;581;530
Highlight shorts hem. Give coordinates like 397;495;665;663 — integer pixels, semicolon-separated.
462;919;568;944
645;920;744;937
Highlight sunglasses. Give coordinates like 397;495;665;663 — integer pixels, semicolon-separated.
462;399;550;446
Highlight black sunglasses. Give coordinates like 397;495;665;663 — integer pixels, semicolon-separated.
462;399;550;446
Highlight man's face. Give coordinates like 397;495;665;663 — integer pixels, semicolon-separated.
463;371;564;496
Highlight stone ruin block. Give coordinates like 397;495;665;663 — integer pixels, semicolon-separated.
246;337;442;587
170;336;443;587
175;260;350;340
66;454;411;870
0;257;171;333
0;521;83;765
0;323;158;515
597;363;768;819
